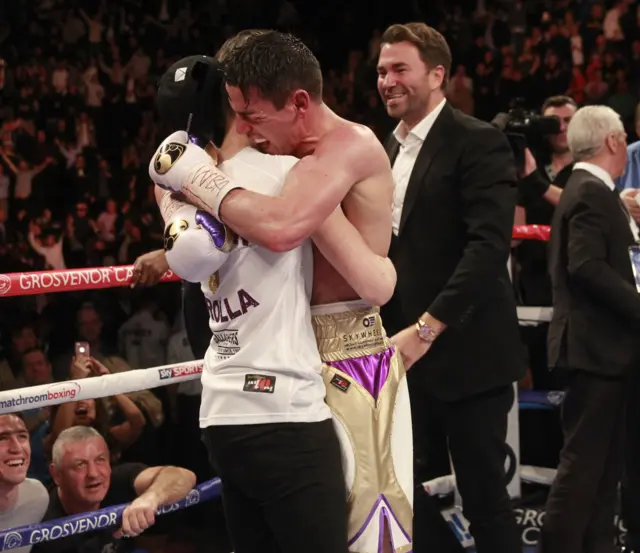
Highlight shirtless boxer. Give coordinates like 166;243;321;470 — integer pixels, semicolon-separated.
150;32;413;553
152;49;400;553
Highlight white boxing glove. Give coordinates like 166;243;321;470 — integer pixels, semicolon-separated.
149;130;214;192
164;204;238;283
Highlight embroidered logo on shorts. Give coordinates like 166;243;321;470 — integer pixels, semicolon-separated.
330;374;350;393
243;374;276;393
153;142;186;175
363;315;376;327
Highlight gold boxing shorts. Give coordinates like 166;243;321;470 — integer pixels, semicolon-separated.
311;300;413;553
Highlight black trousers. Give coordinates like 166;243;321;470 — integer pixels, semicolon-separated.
201;419;348;553
173;394;215;483
622;365;640;550
409;374;520;553
538;370;626;553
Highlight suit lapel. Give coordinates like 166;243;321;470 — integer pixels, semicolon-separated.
384;134;400;165
398;103;453;235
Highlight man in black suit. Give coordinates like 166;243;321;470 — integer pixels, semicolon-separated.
539;105;640;553
377;22;525;553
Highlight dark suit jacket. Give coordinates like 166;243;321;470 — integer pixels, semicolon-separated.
547;168;640;377
381;103;526;402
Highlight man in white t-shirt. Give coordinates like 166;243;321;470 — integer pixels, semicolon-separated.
151;48;396;553
0;414;49;553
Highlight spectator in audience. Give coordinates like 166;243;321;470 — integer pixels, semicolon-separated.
0;321;38;392
618;141;640;230
614;138;640;553
514;96;578;390
0;414;49;553
53;303;128;380
27;220;66;270
45;356;146;464
541;105;638;553
15;347;54;484
95;199;118;243
118;291;169;370
33;426;196;553
0;163;9;214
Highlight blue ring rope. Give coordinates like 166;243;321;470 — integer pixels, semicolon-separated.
0;478;221;551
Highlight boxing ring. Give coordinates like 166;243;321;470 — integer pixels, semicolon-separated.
0;224;579;551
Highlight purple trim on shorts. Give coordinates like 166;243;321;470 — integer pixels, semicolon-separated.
348;495;384;547
378;508;385;553
383;495;412;544
325;347;394;400
348;494;411;550
195;209;227;250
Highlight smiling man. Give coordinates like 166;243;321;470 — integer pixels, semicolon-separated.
0;414;49;553
376;22;523;553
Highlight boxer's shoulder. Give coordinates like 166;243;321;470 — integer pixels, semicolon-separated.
317;122;389;175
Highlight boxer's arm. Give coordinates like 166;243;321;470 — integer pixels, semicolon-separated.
215;126;383;251
312;208;396;306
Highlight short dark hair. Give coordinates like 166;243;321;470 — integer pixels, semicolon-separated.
216;29;270;64
542;95;578;113
381;23;452;88
221;30;323;110
215;30;271;124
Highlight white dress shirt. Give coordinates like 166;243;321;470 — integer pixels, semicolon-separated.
391;99;447;235
574;161;639;241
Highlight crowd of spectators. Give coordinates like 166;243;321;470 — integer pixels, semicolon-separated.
1;0;640;550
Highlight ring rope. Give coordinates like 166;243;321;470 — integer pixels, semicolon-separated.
0;225;550;299
512;224;550;241
0;360;203;414
0;265;180;298
0;478;222;551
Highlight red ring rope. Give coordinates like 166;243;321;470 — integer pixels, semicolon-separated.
512;224;550;241
0;225;550;298
0;265;180;298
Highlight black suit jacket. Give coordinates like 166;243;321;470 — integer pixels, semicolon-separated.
547;168;640;377
381;103;526;401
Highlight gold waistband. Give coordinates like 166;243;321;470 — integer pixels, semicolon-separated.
311;304;389;361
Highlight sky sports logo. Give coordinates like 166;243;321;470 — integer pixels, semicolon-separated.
158;364;203;380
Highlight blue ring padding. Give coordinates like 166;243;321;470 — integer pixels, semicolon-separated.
518;390;565;408
519;402;554;411
0;478;221;551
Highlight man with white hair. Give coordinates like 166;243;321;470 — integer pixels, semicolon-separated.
539;105;640;553
0;414;49;553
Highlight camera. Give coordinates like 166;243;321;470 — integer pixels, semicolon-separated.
492;100;561;174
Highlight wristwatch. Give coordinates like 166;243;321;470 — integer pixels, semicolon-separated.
415;319;437;344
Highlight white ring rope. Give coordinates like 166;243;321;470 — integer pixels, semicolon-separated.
0;360;203;414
